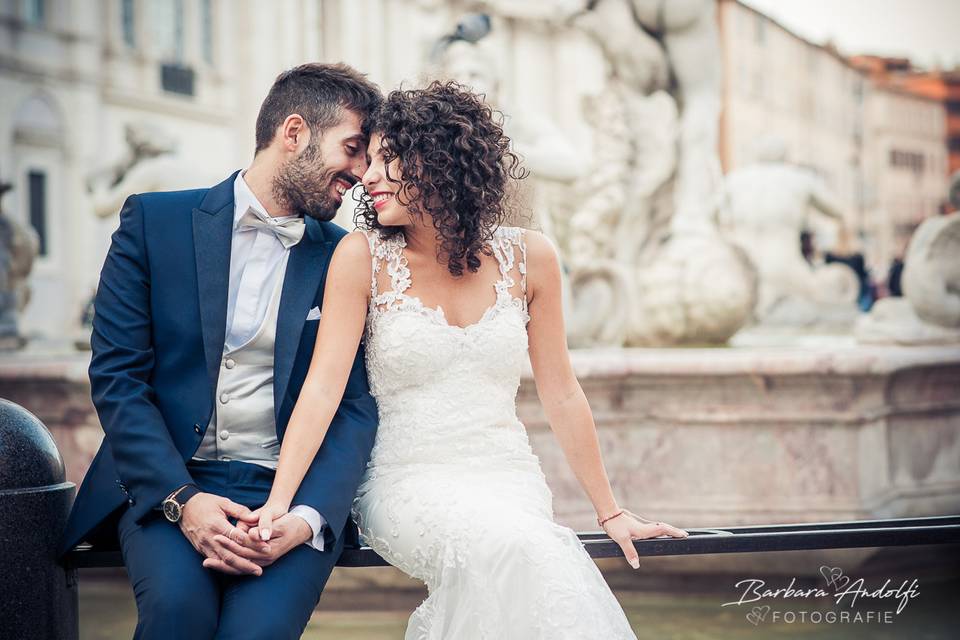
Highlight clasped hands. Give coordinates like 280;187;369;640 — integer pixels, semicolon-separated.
178;492;305;576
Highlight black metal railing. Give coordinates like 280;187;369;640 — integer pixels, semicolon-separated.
67;515;960;569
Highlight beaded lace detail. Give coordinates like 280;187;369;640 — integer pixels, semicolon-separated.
351;226;636;640
365;226;530;331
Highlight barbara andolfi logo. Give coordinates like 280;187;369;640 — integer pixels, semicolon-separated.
722;565;920;626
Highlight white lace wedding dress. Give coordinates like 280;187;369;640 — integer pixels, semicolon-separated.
351;226;637;639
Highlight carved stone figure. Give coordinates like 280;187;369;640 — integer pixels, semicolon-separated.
87;122;221;218
902;202;960;328
719;136;859;327
0;182;40;350
482;0;723;234
467;0;756;346
855;173;960;344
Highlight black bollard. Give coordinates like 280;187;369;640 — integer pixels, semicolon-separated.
0;399;78;640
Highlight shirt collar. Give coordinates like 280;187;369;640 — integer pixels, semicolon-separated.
233;170;299;228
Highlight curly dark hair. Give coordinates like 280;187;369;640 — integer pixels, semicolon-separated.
354;80;528;277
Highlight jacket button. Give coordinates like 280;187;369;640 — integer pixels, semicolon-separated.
128;498;136;506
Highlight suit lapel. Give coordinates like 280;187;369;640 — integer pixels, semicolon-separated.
192;172;239;398
274;217;333;421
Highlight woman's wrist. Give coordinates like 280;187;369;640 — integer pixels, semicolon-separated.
596;504;623;527
266;494;292;512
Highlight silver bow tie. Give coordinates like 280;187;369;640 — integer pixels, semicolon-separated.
237;207;305;249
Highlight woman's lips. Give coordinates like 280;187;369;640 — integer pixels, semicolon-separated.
371;192;393;210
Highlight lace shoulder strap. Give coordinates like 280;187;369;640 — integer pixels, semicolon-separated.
363;229;380;300
490;226;528;311
365;229;412;310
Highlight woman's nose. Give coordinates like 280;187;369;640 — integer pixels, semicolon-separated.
361;164;377;189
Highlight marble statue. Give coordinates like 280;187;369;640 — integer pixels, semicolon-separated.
719;136;860;328
0;182;39;350
902;184;960;328
87;122;221;218
856;171;960;344
481;0;723;234
480;0;755;346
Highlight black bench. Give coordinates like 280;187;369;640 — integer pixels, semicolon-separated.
66;514;960;569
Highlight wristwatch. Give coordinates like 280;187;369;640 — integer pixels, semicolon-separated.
161;484;201;523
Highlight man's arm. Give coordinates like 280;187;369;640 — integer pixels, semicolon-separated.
89;194;194;519
92;195;260;575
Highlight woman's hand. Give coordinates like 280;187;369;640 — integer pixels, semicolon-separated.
249;500;291;542
601;509;689;569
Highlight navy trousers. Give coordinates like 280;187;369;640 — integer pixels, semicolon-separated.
118;460;344;639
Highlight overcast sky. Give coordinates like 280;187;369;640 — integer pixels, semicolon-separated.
739;0;960;69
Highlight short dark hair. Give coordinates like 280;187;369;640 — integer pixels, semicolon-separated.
254;62;382;153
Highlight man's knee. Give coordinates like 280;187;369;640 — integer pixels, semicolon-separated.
135;586;218;639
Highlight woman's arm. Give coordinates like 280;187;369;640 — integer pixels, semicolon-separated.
524;230;687;568
256;231;372;539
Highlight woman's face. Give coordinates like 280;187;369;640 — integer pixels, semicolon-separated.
361;132;413;227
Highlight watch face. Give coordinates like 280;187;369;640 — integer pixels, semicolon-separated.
163;499;182;523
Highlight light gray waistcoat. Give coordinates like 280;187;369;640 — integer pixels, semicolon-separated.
193;266;284;469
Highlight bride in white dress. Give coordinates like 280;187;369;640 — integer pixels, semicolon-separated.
254;80;687;639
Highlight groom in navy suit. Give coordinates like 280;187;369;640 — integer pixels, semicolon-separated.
59;63;381;639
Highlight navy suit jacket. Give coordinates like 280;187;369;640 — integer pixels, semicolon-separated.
59;171;379;556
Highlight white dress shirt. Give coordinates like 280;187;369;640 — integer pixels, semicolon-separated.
227;171;327;551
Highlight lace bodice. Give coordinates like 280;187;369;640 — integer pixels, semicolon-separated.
359;226;534;476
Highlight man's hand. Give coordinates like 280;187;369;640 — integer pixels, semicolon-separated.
202;513;312;573
178;492;264;576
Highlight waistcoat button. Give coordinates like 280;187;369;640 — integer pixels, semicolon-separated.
224;358;236;369
219;430;230;441
220;393;230;404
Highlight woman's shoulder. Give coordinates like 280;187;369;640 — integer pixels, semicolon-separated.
330;230;377;272
498;227;556;263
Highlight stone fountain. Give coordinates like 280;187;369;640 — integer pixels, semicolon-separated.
463;0;960;576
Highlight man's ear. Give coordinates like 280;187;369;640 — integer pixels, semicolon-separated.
280;114;308;152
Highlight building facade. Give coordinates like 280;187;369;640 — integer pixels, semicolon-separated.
0;0;952;343
0;0;339;340
718;0;949;278
1;0;600;343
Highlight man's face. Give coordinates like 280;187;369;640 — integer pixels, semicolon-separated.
272;108;368;221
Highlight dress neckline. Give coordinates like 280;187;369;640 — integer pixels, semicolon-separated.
366;227;529;332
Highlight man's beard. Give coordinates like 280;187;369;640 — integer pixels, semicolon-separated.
271;141;343;222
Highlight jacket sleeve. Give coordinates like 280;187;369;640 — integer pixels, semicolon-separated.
290;338;379;549
88;195;194;523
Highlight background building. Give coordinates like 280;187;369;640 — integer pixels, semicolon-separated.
718;0;949;280
852;56;949;269
718;0;866;250
1;0;953;342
